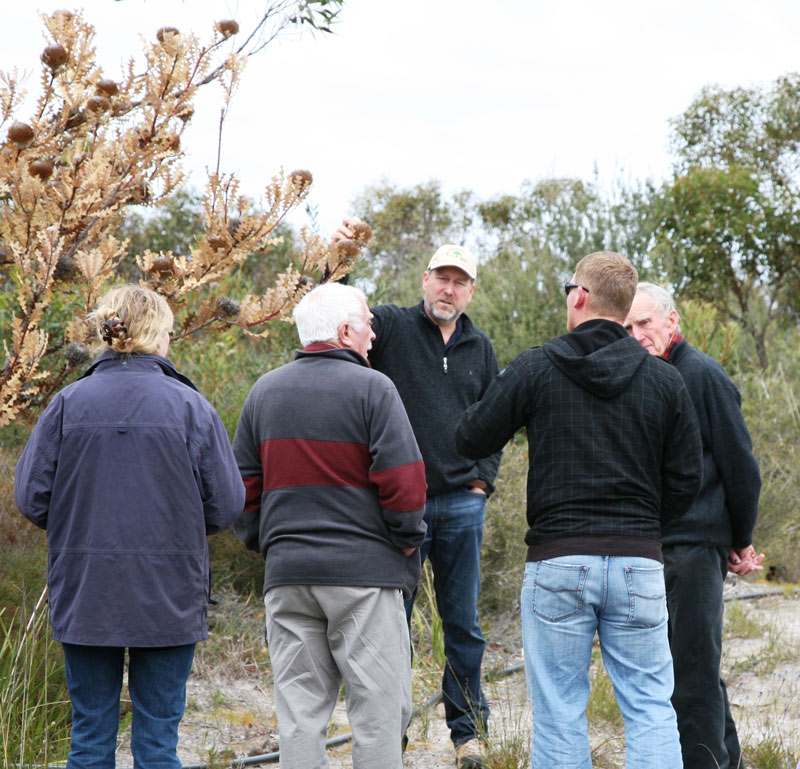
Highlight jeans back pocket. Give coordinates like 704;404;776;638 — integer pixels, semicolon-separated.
530;560;588;623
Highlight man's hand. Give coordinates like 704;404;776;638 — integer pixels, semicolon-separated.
333;216;363;243
728;544;765;576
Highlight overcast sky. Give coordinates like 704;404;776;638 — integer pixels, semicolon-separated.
4;0;800;235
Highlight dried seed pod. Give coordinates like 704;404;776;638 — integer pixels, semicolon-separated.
95;79;119;97
41;44;69;70
86;95;111;114
290;169;313;192
176;104;194;123
7;121;34;146
28;158;55;180
149;255;174;276
216;296;240;317
216;19;240;38
64;342;91;367
329;238;360;262
156;26;180;43
127;182;152;204
207;235;229;252
54;254;75;280
351;221;373;245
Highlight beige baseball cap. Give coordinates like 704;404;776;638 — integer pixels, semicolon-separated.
426;244;477;280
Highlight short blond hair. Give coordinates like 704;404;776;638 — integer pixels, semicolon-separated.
92;285;173;355
574;251;638;321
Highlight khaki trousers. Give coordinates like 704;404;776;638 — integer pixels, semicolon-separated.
265;585;412;769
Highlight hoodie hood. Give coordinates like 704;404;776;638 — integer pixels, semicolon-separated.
542;331;650;399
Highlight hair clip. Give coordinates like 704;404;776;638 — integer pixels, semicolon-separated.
101;315;128;345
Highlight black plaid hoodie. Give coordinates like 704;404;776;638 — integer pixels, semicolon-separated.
456;320;703;563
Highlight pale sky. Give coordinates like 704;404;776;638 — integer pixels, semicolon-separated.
4;0;800;235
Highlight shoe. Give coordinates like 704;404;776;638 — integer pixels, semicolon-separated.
455;738;487;769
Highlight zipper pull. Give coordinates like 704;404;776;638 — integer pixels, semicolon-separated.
443;356;448;374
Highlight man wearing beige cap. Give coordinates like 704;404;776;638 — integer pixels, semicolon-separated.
334;221;501;769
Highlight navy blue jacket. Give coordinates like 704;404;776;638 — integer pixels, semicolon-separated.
14;351;245;647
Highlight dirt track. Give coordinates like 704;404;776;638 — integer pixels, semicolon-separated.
113;577;799;769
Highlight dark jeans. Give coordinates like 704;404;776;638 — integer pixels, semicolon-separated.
664;544;741;769
405;487;489;745
62;642;195;769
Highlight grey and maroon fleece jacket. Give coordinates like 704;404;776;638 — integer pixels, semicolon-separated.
233;345;428;598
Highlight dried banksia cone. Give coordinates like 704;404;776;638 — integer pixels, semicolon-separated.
64;342;91;367
95;79;119;97
156;26;181;45
207;235;229;252
216;19;239;38
128;182;152;204
54;254;76;280
176;104;194;123
149;255;174;277
290;169;313;192
7;121;34;146
351;222;373;245
216;296;240;318
41;44;69;70
329;238;360;263
86;95;111;114
28;158;54;180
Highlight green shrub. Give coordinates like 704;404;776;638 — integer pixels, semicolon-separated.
480;439;529;622
739;361;800;582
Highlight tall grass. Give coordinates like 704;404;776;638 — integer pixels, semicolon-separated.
0;587;71;767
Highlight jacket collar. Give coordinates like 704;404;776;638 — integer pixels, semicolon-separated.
295;345;371;368
80;349;199;391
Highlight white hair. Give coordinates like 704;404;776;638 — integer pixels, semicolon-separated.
293;282;367;346
636;282;681;330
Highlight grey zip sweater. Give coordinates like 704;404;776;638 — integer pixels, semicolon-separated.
369;301;502;496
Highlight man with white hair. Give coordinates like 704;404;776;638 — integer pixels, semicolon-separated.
233;281;428;769
625;282;764;769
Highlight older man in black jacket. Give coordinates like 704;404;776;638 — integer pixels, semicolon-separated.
625;282;763;769
456;252;703;769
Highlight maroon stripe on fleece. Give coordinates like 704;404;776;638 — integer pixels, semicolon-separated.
242;476;263;513
259;438;371;489
369;461;427;511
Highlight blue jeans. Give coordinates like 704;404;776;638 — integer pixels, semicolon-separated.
521;556;682;769
62;643;195;769
405;487;488;745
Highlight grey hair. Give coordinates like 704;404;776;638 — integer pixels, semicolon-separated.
635;282;681;331
293;282;367;347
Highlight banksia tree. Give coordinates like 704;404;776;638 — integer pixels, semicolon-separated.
0;3;364;426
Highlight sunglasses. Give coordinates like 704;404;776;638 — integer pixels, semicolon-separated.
564;282;590;296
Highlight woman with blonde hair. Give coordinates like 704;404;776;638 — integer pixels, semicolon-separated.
15;284;244;769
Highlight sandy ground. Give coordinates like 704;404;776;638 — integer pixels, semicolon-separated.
112;576;800;769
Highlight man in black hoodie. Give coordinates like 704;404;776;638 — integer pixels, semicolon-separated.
456;251;703;769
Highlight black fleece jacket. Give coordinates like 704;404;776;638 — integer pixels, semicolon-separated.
369;302;502;496
456;320;703;562
662;338;761;549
